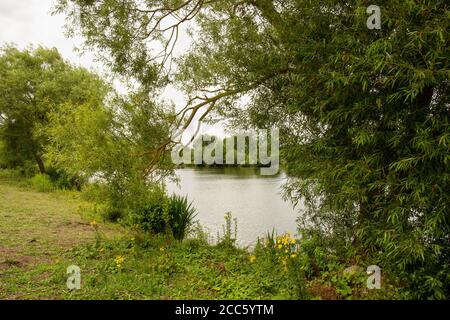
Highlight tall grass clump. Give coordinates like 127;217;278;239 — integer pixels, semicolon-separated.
29;174;54;192
168;195;197;240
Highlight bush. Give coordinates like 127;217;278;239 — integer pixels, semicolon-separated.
46;167;86;190
101;205;125;223
168;195;197;240
81;183;109;202
29;174;54;192
0;142;7;169
0;168;21;180
18;161;39;177
130;187;170;234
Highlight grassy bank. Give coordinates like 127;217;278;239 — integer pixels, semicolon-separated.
0;173;406;300
0;178;301;299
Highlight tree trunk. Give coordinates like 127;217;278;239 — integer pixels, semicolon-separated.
34;152;46;174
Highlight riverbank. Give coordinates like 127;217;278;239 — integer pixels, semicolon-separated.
0;179;298;299
0;174;406;300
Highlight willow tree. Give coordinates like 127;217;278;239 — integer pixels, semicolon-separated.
55;0;449;298
0;45;108;174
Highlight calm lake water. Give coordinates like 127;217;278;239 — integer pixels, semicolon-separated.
167;168;300;246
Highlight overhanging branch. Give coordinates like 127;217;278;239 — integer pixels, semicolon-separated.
141;65;293;176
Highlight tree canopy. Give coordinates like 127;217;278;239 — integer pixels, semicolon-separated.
0;45;108;173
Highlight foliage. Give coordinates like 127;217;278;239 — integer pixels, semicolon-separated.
101;206;126;223
158;194;200;241
0;139;7;168
168;195;198;240
217;212;238;247
80;183;110;203
52;0;450;298
0;168;21;180
17;161;40;178
46;90;175;220
129;187;171;234
0;45;109;174
1;179;419;300
29;174;54;193
46;166;86;190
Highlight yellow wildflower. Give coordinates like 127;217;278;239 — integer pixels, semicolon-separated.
249;255;256;263
90;220;98;228
114;255;125;266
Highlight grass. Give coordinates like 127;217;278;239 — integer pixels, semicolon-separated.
0;172;406;300
0;175;121;299
0;175;302;300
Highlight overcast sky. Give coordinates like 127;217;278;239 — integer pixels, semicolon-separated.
0;0;224;138
0;0;98;70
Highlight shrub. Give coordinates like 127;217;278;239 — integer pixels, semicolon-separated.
0;169;21;180
81;183;109;202
29;174;54;192
168;195;197;240
46;167;86;190
0;140;6;169
18;161;39;177
130;187;170;234
101;206;125;222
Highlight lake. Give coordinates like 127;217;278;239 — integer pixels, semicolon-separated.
167;167;300;246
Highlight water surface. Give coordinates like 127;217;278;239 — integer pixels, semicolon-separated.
167;168;300;246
